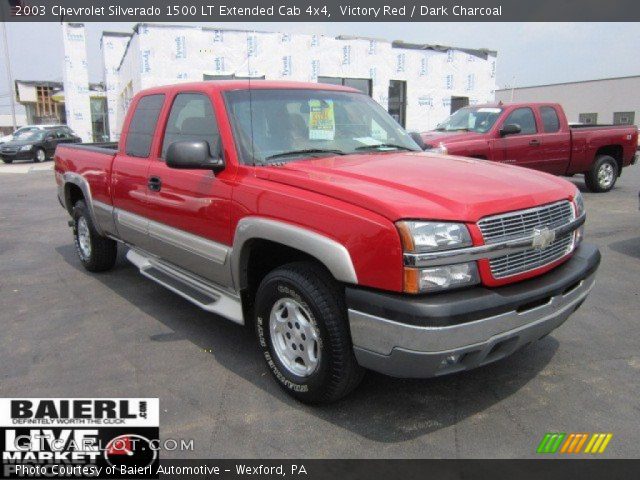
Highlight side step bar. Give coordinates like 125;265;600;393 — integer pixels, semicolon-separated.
126;249;244;325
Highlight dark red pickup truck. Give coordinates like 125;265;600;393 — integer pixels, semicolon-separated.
416;102;638;192
55;82;599;403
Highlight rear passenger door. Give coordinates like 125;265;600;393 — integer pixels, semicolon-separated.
534;106;571;175
112;94;165;248
143;92;233;287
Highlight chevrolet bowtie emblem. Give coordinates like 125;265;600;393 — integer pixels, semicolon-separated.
532;227;556;250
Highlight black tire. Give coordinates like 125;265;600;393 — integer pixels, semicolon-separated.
254;262;364;404
33;148;46;163
1;158;12;164
585;155;618;192
72;200;117;272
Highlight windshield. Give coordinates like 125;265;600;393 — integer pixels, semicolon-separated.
435;107;503;133
17;131;46;142
13;127;39;138
224;89;420;165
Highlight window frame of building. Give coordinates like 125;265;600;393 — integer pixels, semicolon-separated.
540;106;561;133
578;113;598;125
613;111;635;125
388;80;407;128
317;76;372;97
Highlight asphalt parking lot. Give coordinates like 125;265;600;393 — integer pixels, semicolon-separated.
1;160;639;458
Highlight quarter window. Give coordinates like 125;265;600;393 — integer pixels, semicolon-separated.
578;113;598;125
125;94;165;158
540;106;560;133
613;112;635;125
161;93;220;158
503;107;537;135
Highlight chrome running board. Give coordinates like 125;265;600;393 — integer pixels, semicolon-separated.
126;249;244;325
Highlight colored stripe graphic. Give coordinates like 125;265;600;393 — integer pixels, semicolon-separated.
537;433;565;453
584;433;613;454
538;433;612;454
560;433;589;453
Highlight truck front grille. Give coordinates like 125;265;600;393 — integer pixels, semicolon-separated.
478;201;575;279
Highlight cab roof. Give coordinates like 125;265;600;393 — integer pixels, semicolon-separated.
138;80;361;96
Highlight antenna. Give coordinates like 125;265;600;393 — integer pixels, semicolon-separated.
247;31;256;166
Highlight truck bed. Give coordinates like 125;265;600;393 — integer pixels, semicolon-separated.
58;142;119;155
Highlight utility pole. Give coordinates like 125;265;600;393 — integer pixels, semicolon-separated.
1;21;17;130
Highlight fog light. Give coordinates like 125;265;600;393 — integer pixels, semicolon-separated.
440;354;460;368
574;225;584;246
404;262;480;293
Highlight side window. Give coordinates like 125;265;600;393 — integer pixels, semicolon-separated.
540;106;560;133
503;107;537;135
125;94;165;158
161;93;219;158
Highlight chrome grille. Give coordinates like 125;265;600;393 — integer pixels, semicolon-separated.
478;201;575;279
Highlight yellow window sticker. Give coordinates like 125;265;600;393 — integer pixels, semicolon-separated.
309;100;335;140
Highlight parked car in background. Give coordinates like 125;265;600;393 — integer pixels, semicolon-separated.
0;126;81;163
415;103;638;192
55;81;599;403
0;124;71;145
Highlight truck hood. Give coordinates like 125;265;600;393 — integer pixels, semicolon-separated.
420;130;479;146
256;152;574;222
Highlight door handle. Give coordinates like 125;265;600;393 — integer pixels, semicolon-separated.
529;139;541;146
148;176;162;192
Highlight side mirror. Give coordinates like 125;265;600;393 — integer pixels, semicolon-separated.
499;124;521;137
166;140;225;173
409;131;427;150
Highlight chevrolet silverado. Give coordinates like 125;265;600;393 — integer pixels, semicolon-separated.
55;82;600;403
416;102;638;192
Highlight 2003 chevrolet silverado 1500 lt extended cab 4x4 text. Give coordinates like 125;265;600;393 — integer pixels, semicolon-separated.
415;102;638;192
55;81;600;403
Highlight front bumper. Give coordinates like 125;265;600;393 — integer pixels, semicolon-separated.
346;243;600;378
0;150;35;161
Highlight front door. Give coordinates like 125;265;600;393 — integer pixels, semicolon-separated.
498;107;545;170
144;92;233;288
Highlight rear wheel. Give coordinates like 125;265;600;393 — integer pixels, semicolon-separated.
254;262;364;404
72;200;118;272
33;148;46;163
585;155;618;192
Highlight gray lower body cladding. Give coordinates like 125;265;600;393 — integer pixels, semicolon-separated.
346;243;600;378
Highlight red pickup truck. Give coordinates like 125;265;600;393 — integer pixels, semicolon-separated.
55;82;600;403
416;102;638;192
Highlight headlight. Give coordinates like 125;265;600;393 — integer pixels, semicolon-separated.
397;221;479;293
427;143;448;155
404;262;480;293
19;145;33;151
396;221;472;253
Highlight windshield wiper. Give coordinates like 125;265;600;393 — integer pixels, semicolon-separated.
265;149;345;161
355;143;415;151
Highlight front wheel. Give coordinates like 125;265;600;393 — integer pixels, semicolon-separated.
72;200;118;272
585;155;618;192
254;262;364;404
1;158;12;164
33;148;46;163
